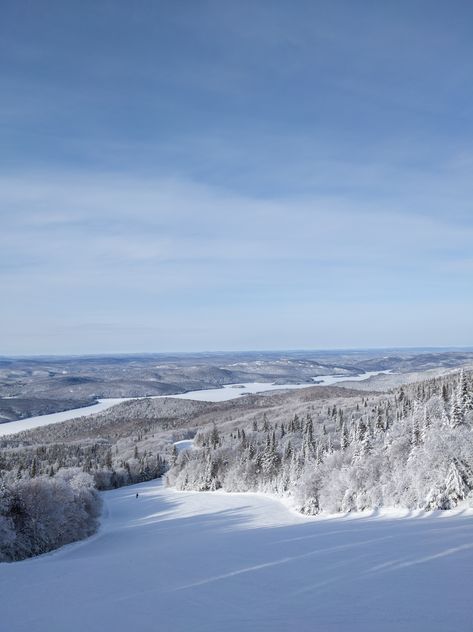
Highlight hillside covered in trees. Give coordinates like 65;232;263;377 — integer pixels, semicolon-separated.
0;468;101;562
168;370;473;514
1;369;472;561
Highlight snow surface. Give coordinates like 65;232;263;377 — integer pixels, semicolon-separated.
0;371;391;436
173;439;194;452
1;480;472;632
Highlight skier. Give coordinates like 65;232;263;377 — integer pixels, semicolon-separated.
136;493;139;499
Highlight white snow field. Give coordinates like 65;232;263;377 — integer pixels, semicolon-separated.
173;438;194;452
1;480;472;632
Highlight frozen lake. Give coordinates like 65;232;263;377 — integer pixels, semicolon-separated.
1;479;471;632
166;370;392;402
0;370;391;437
0;398;129;437
168;380;316;402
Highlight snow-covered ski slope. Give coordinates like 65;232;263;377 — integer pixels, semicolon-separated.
1;481;472;632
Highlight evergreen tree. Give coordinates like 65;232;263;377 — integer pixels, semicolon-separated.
458;370;473;412
410;409;421;450
283;441;292;461
210;423;220;449
444;461;469;507
420;407;431;443
450;397;463;429
262;414;270;432
340;422;349;451
261;434;280;479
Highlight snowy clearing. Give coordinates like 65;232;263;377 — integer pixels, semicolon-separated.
173;439;194;452
1;480;472;632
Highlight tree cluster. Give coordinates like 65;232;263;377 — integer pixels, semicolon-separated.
167;370;473;515
0;440;167;491
0;468;102;562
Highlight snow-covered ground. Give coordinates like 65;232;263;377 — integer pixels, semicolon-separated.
1;480;472;632
0;371;391;436
173;439;194;452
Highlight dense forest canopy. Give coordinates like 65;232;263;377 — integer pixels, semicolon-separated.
168;370;473;514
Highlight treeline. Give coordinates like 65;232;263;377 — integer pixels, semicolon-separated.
167;370;473;514
0;441;168;491
0;468;102;562
0;395;204;496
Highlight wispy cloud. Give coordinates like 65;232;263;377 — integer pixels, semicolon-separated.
0;169;472;353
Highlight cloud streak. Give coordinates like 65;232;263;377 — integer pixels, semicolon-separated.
1;170;472;353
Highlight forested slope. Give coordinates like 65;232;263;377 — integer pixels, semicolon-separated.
168;370;473;514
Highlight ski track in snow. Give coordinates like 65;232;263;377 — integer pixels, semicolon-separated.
1;480;472;632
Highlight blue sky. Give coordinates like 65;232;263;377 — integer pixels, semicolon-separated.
1;1;473;354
